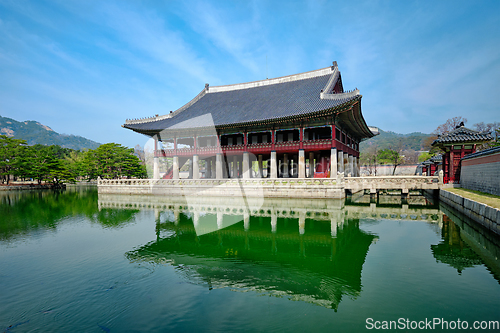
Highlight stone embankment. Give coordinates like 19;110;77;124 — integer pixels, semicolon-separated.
0;184;66;191
440;189;500;236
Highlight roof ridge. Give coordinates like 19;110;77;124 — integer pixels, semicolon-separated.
207;65;336;93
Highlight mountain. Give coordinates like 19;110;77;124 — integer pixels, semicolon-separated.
360;129;432;153
0;115;100;150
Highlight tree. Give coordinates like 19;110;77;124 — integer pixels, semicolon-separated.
424;116;468;154
473;122;500;150
0;135;28;184
432;116;467;135
90;143;147;179
418;152;433;163
401;149;419;165
378;149;403;175
360;143;378;175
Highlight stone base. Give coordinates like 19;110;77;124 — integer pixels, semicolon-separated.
98;178;345;199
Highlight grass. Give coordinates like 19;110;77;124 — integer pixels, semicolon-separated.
445;187;500;210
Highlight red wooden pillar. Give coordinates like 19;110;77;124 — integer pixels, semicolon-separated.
449;147;454;181
299;126;304;150
244;131;248;151
331;125;336;148
271;129;275;151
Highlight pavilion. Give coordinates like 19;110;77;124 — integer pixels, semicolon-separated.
432;124;492;183
123;62;377;180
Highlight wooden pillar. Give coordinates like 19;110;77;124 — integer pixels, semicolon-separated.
330;147;337;178
298;149;305;178
449;147;454;181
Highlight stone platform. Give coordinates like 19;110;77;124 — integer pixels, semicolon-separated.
98;175;440;199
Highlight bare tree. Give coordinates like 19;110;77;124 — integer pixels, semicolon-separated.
402;149;419;165
432;116;468;135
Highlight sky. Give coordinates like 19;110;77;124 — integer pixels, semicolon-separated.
1;0;499;148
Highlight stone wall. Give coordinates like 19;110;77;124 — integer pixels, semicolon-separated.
98;178;345;199
439;189;500;236
460;146;500;196
360;164;418;176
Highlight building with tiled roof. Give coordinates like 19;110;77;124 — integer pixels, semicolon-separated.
124;62;377;180
419;154;443;176
432;125;493;183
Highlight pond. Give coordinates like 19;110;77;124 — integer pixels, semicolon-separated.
1;188;499;332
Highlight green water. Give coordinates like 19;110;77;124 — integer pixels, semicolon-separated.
1;188;499;332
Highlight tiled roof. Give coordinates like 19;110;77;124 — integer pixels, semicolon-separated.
124;64;366;134
430;154;442;162
462;146;500;160
432;126;493;145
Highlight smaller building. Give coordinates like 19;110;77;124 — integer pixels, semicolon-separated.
419;154;442;176
432;125;492;183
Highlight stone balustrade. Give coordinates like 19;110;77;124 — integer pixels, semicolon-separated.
98;175;441;199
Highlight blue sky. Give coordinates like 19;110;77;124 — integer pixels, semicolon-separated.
1;0;499;148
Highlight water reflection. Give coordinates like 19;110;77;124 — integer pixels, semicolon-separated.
109;194;446;310
0;188;140;241
439;202;500;280
128;212;376;310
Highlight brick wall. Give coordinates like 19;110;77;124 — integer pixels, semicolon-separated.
460;147;500;196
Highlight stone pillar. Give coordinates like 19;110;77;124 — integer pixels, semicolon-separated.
217;211;223;229
348;155;354;177
299;213;305;235
232;155;238;178
192;154;199;179
193;211;199;228
153;136;160;179
270;151;277;179
330;216;337;237
309;152;314;178
244;212;250;231
216;153;223;179
283;154;289;178
206;158;212;179
298;149;306;178
356;157;360;177
243;152;250;179
330;147;337;178
173;155;179;179
188;158;193;179
271;212;277;233
258;154;263;178
338;151;344;174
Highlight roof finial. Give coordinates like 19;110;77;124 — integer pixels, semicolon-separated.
205;83;209;90
332;61;338;68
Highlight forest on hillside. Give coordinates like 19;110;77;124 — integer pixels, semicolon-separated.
0;116;100;150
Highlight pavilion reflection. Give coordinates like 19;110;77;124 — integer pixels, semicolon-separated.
103;193;474;309
126;208;377;310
